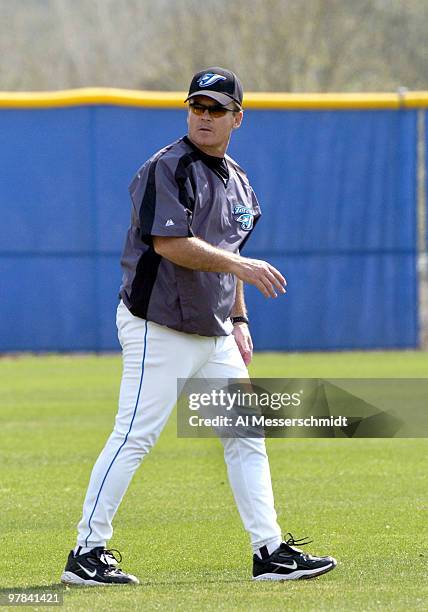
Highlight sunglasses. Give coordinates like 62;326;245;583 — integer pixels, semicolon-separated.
189;102;236;118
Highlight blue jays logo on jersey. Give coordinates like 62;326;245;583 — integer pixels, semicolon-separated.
198;73;227;88
233;204;255;231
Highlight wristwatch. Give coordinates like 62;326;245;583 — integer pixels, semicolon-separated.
231;315;249;325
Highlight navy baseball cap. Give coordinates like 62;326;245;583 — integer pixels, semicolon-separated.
185;67;243;108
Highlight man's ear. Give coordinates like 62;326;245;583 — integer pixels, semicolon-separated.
233;110;244;129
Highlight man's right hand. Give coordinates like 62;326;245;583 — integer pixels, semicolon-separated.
231;258;287;298
153;235;287;298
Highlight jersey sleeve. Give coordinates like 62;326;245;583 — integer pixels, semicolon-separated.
129;156;193;246
251;186;262;221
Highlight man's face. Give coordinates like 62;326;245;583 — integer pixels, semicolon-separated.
187;95;243;157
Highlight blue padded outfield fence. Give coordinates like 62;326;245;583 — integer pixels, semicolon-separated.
0;89;427;351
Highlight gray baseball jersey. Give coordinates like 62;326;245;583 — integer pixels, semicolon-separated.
119;136;261;337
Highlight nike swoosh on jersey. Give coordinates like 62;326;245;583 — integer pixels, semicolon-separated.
77;562;97;578
272;560;298;570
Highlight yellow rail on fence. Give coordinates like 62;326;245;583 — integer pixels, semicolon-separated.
0;88;427;109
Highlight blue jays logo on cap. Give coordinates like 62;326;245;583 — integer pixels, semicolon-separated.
233;204;255;231
198;73;227;88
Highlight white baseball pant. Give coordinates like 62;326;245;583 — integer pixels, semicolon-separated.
77;300;281;551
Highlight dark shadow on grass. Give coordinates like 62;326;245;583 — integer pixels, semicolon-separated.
0;578;250;592
0;585;65;592
135;578;251;587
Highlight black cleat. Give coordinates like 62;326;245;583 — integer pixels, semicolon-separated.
61;547;139;586
253;534;337;581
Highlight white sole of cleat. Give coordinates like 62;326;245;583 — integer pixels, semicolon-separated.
253;561;336;581
61;571;139;586
61;571;109;586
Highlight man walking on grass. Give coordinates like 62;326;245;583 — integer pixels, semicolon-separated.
61;67;337;586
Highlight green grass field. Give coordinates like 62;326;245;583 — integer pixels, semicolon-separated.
0;352;427;611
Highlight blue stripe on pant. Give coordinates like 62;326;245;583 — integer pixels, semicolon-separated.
84;320;148;547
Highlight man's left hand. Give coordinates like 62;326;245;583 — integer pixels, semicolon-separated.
232;323;253;366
